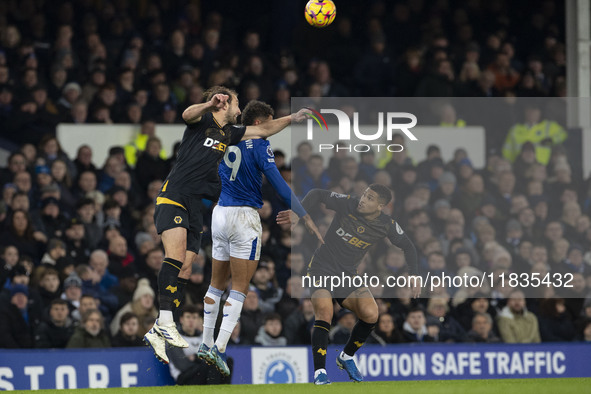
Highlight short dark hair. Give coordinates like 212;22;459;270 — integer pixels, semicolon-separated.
368;183;392;205
241;100;274;126
50;298;69;308
408;305;425;316
119;312;138;327
76;198;95;210
264;312;282;323
203;85;238;106
181;304;201;316
427;251;445;260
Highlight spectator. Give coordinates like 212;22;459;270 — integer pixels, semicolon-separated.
135;137;169;192
367;313;404;345
255;313;287;346
329;309;356;344
110;278;157;337
426;298;466;342
402;306;436;343
240;288;264;344
62;273;83;311
538;298;575;342
284;299;315;345
66;309;111;348
37;267;61;310
111;312;144;347
251;261;283;314
577;318;591;342
34;299;75;348
502;104;567;165
0;245;20;283
107;235;134;277
0;284;41;348
71;293;98;323
0;210;44;262
89;249;119;291
294;155;330;198
63;217;91;265
497;290;541;343
32;198;68;241
124;120;166;167
466;313;501;343
76;198;101;249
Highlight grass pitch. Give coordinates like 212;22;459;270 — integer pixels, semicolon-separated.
8;378;590;394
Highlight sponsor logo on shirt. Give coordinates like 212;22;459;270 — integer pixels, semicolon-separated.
204;137;227;152
336;227;372;249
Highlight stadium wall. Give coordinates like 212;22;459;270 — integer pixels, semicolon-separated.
1;343;590;390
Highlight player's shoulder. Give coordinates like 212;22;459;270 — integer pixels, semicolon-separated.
385;216;405;235
223;122;246;134
186;111;214;128
253;139;275;158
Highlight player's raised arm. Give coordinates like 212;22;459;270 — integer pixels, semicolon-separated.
182;93;228;124
241;108;310;140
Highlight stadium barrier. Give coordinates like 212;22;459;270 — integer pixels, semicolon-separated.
1;343;590;389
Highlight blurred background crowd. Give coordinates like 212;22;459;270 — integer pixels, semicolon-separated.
1;0;590;371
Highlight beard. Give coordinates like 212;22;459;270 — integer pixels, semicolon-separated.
86;326;101;336
224;111;238;125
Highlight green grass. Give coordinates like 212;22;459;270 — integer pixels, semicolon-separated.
8;378;591;394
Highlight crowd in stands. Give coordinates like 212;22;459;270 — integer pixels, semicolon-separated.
0;0;589;375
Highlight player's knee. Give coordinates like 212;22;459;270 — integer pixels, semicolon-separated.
361;309;379;324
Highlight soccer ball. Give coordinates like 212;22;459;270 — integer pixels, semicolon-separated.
305;0;336;28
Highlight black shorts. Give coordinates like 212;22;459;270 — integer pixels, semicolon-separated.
307;263;365;305
154;192;205;253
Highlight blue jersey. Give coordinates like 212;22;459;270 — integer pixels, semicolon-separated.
218;139;306;217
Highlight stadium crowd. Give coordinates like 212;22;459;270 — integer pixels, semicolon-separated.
0;0;590;374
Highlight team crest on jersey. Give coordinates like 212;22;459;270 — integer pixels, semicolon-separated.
267;145;274;157
174;216;182;224
330;192;348;199
357;226;365;234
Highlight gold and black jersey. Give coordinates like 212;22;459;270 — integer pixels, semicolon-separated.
161;112;246;200
302;189;418;276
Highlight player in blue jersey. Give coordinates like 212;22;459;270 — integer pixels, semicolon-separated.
197;101;323;375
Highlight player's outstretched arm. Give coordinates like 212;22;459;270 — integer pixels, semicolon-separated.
182;94;228;124
276;210;324;244
301;188;333;212
241;108;310;140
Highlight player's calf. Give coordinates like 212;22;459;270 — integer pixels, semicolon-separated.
312;320;331;382
202;286;223;348
215;290;245;352
157;257;184;325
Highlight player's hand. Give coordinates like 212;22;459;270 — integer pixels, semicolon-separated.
302;214;325;244
410;282;421;299
291;108;311;123
277;210;298;227
209;94;229;110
